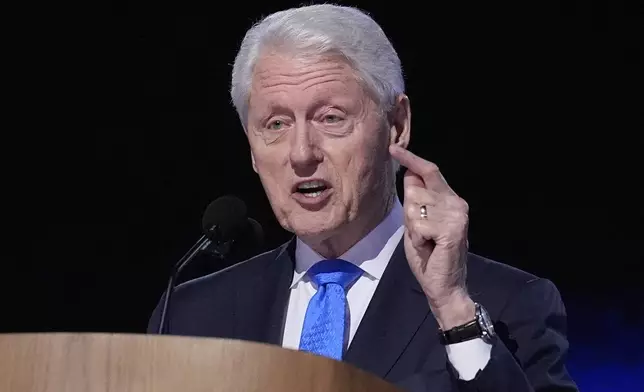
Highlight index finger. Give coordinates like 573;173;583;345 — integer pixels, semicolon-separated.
389;145;453;194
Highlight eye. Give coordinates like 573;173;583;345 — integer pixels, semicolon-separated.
323;114;343;123
267;120;285;130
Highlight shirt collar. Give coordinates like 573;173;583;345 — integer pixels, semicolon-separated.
291;197;404;288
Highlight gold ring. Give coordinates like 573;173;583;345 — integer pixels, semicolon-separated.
420;205;428;219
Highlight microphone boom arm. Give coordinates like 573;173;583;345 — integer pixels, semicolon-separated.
157;233;212;334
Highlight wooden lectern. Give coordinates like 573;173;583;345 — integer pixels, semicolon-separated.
0;333;401;391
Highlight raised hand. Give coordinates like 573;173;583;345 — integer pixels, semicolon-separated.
389;145;475;329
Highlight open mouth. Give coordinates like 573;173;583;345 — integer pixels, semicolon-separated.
293;179;330;198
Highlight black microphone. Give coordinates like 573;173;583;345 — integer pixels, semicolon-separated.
157;195;255;334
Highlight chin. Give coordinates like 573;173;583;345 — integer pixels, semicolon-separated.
284;210;345;240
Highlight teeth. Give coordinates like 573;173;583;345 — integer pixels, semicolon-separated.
303;191;322;198
297;180;326;190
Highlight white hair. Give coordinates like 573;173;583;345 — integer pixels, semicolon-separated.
229;4;405;130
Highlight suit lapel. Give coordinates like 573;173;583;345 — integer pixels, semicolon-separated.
265;240;297;344
233;239;295;345
344;240;432;378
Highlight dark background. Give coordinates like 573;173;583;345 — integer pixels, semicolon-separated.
7;1;642;391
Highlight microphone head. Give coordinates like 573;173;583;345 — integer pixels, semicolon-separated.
247;217;264;250
201;195;247;241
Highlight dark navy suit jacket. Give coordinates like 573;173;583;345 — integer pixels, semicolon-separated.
148;238;578;392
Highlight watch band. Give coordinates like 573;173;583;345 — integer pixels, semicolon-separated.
439;302;496;345
439;318;482;345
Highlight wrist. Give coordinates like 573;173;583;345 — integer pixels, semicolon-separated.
429;289;476;330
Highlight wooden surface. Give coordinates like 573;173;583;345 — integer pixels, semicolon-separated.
0;333;401;392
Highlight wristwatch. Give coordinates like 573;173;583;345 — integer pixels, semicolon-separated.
439;302;496;345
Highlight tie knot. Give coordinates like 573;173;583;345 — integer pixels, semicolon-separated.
307;259;363;290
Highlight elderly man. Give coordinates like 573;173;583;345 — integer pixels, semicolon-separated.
148;4;578;392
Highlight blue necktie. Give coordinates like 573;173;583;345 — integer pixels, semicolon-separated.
298;259;363;360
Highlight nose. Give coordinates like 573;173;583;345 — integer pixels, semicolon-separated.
288;122;322;172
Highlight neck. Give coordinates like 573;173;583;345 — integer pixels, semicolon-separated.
305;190;397;259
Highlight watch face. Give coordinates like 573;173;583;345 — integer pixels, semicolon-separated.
478;304;495;335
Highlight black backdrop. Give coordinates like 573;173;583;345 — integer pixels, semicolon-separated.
8;1;642;391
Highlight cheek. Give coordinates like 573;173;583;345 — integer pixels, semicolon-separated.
250;146;288;197
335;140;386;196
255;155;279;185
354;138;391;190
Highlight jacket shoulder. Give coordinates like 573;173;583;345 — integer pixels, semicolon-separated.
465;252;559;315
175;242;290;296
466;252;541;287
146;242;291;333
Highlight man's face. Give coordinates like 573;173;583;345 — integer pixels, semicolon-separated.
245;52;403;242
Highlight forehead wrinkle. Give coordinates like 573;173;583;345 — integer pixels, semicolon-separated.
256;60;345;77
258;68;349;88
255;56;352;83
267;77;354;97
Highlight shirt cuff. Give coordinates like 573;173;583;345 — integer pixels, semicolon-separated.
445;338;492;380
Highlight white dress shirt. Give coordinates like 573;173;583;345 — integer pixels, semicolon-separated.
281;197;491;380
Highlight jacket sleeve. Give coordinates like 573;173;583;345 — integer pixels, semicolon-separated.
454;278;579;392
396;278;579;392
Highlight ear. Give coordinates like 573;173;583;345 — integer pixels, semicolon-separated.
388;94;411;149
250;150;258;173
246;126;259;173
